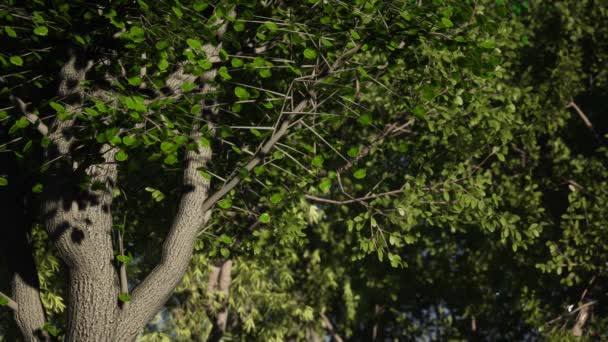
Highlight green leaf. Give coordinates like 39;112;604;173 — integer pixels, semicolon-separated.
116;255;133;263
43;323;59;337
220;248;230;257
187;38;202;50
159;59;169;71
389;253;402;268
0;177;7;186
0;294;8;306
259;213;270;223
303;48;317;59
5;26;17;38
441;17;454;28
181;82;196;92
137;0;150;10
118;293;132;302
191;104;202;114
10;56;23;66
115;150;129;162
218;199;232;209
231;58;244;68
413;105;426;118
193;1;209;11
270;193;283;204
198;59;212;70
172;6;183;18
311;155;324;167
350;29;361;40
163;154;178;165
49;101;65;113
128;76;142;86
218;66;232;80
454;96;463;106
358;114;372;126
155;40;169;50
160;141;176;153
122;135;137;146
32;183;44;193
353;169;367;179
258;69;272;78
234;21;245;32
74;34;86;45
84;108;99;117
319;178;332;193
265;21;278;32
220;234;233;244
480;39;495;49
234;86;250;99
33;26;48;36
347;147;359;158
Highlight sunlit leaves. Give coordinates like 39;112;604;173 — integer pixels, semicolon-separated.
118;294;132;302
145;187;165;202
303;48;317;59
234;86;250;99
259;213;270;223
441;17;454;28
10;56;23;66
186;38;202;50
115;150;129;162
33;26;48;36
353;169;366;179
218;199;232;209
4;26;17;38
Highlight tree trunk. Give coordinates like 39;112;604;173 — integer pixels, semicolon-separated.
1;145;50;341
41;51;119;342
208;260;233;341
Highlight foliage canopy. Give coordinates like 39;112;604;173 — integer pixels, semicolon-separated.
1;0;608;341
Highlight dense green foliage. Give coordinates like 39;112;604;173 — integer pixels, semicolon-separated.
1;0;607;341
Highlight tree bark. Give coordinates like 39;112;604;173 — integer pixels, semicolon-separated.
1;140;50;341
208;260;233;341
115;124;212;341
42;51;119;342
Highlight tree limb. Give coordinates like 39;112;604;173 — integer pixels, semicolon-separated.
9;95;49;135
199;100;307;215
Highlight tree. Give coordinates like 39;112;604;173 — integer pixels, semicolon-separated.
2;0;608;341
0;0;425;340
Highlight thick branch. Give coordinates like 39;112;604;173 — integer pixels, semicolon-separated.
320;312;344;342
116;126;211;340
1;151;50;341
208;260;233;341
116;31;359;340
199;100;307;214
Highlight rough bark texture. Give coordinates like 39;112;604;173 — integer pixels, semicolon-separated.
1;144;49;341
42;52;119;342
208;260;233;341
115;127;212;341
572;303;591;337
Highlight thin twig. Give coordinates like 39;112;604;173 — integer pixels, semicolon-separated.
304;188;404;205
0;291;18;311
568;100;601;141
9;95;49;135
